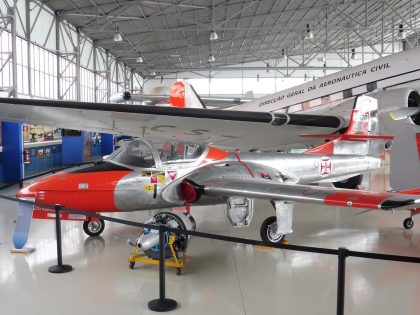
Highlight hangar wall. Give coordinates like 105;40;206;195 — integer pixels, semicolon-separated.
0;0;141;183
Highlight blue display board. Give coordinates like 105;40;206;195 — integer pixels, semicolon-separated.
62;131;84;165
2;122;23;182
101;133;114;156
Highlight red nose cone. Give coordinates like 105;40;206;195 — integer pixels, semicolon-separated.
16;184;37;198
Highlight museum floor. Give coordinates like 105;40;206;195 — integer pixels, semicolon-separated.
0;167;420;315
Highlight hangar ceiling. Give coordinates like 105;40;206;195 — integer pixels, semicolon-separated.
44;0;420;77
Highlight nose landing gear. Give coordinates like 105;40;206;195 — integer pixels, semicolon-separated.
83;218;105;237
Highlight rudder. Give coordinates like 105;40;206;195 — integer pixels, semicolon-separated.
169;81;206;109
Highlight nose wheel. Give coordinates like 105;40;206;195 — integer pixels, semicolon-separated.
403;217;414;230
260;216;285;244
83;218;105;236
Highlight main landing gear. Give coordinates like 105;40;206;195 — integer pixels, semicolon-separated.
260;201;293;245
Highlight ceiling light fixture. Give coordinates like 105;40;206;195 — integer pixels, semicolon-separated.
397;24;406;40
136;54;143;63
281;48;288;60
210;30;218;41
305;23;313;40
113;24;123;42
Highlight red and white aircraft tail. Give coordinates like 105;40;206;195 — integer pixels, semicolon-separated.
304;95;392;155
169;81;206;109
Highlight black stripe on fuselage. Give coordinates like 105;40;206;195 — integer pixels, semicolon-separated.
69;162;131;173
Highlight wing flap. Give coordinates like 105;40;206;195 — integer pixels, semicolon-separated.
200;179;420;210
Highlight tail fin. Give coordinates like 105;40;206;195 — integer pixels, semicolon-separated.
305;95;385;155
390;123;420;191
169;81;206;109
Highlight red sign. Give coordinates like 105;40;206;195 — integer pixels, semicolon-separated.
167;171;177;181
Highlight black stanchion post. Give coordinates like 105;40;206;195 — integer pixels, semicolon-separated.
336;247;348;315
48;204;73;274
148;226;177;312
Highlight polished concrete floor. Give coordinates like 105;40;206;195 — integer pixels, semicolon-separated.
1;168;420;315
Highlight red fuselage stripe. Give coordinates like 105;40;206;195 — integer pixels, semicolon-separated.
233;151;255;178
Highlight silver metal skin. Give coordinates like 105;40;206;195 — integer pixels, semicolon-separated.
137;232;160;251
106;136;383;242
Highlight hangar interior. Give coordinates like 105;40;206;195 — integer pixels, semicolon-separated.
1;1;420;314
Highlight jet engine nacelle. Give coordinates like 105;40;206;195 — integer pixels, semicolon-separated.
110;91;131;103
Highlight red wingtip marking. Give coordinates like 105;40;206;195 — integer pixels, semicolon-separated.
169;81;186;108
324;191;391;209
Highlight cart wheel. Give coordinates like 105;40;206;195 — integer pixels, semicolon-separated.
129;261;135;269
176;268;182;276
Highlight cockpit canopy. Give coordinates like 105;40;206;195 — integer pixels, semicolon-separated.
106;139;207;168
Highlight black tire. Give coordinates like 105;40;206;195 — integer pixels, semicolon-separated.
129;261;135;269
188;214;196;231
176;268;182;276
333;174;363;189
403;218;414;230
260;216;285;245
83;218;105;237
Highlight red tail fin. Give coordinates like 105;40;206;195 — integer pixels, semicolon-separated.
169;81;206;109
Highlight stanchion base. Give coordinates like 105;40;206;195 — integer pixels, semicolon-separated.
148;298;177;312
48;264;73;274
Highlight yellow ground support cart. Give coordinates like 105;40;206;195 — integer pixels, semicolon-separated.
128;234;187;276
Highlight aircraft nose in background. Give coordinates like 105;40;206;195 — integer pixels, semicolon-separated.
16;183;38;199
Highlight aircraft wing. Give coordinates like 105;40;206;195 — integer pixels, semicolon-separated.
198;179;420;210
0;97;343;150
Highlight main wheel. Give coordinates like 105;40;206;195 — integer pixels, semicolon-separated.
403;217;414;229
333;175;363;189
83;218;105;237
260;216;285;245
